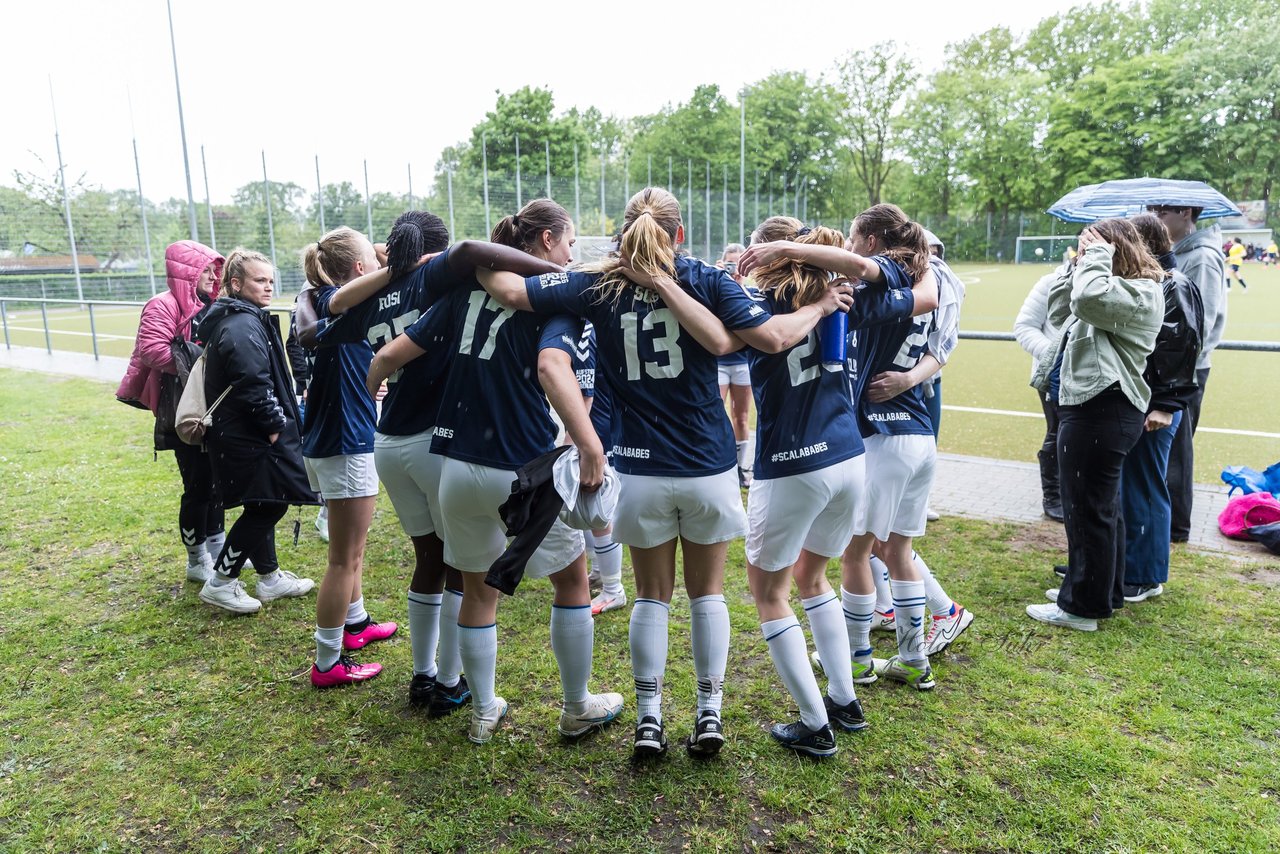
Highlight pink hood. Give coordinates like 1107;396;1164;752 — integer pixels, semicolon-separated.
116;241;224;416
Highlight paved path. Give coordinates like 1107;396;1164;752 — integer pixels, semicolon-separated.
3;344;1273;562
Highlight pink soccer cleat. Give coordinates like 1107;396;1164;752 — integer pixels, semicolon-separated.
311;655;383;688
343;620;399;651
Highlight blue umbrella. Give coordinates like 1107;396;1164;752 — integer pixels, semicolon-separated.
1047;178;1242;223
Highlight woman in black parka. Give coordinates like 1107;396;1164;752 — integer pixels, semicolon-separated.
194;247;320;614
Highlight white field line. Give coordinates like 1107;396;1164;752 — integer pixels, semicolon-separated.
942;404;1280;439
5;325;135;341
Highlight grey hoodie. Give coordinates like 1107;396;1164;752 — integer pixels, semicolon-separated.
1173;224;1226;370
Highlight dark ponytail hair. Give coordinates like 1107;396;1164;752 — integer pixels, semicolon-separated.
386;211;449;279
851;203;930;282
491;198;571;254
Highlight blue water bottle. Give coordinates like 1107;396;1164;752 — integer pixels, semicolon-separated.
820;310;847;367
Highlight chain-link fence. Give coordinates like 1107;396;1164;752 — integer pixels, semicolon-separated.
0;151;1132;302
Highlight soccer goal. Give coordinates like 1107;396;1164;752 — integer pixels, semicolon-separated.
1015;235;1078;264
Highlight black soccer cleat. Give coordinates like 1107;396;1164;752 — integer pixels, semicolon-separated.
428;675;472;717
770;720;837;758
685;709;725;758
824;694;869;732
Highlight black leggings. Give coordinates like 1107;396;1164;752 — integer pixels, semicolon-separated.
1056;388;1145;620
173;441;225;546
212;502;288;579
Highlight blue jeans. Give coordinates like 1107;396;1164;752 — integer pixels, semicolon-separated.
1122;410;1183;586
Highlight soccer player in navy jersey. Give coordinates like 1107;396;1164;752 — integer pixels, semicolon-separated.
296;226;398;688
738;204;945;691
300;210;560;716
476;188;850;759
366;200;625;745
715;243;755;488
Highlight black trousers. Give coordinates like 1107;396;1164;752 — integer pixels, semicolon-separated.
1037;392;1062;512
1166;367;1210;540
212;501;288;579
173;440;225;546
1056;388;1146;620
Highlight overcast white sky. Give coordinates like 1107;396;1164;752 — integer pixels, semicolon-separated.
4;0;1092;203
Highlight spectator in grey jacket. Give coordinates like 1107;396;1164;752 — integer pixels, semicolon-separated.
1014;265;1065;521
1148;207;1227;541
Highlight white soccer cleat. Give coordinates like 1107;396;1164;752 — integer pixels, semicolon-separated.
256;570;316;603
558;692;624;738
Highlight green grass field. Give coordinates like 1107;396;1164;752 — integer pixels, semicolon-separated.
5;261;1277;483
1;371;1279;852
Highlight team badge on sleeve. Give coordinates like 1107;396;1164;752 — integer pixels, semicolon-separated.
539;272;569;289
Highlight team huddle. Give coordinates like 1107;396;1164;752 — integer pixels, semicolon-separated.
140;188;975;759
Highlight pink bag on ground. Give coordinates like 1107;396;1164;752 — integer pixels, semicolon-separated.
1218;492;1280;540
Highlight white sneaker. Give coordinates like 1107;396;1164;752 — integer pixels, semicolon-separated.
468;697;509;744
1045;588;1060;603
923;605;974;656
591;588;627;616
199;578;261;614
255;570;316;603
1025;602;1096;631
926;507;941;522
315;507;329;543
185;552;214;583
558;692;624;738
871;609;897;633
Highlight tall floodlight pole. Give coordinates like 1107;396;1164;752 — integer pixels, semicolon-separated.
599;141;607;235
201;145;216;252
482;132;491;235
166;0;198;240
704;161;711;259
722;163;728;251
446;167;456;239
315;155;325;232
545;139;552;198
739;90;746;243
128;87;157;295
515;133;522;208
407;163;414;209
573;143;581;226
686;160;693;255
261;150;277;271
48;78;83;304
364;160;374;241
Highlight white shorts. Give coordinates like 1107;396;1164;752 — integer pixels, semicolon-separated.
856;433;936;540
374;431;442;538
437;456;585;577
746;455;865;571
304;452;379;500
718;361;751;388
612;468;747;549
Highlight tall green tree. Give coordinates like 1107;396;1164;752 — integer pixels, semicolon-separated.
833;42;918;207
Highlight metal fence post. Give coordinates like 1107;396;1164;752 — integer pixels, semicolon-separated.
704;161;711;260
88;303;99;360
1;300;9;350
201;144;216;253
482;133;492;237
316;155;325;232
574;143;581;228
686;160;693;255
545;140;551;198
364;159;374;242
515;133;522;209
722;163;728;252
40;302;52;354
447;168;456;240
599;141;607;235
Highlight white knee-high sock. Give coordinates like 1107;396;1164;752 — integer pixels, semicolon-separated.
870;555;893;614
913;552;955;618
407;591;442;678
591;531;624;594
346;596;368;627
457;623;498;713
842;588;877;666
690;594;729;713
629;599;669;722
804;592;855;706
762;616;827;731
437;588;464;687
204;531;225;562
314;625;343;670
892;580;927;665
550;604;593;709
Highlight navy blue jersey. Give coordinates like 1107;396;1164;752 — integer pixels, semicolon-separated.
746;291;862;480
718;349;749;367
314;254;460;436
524;255;770;476
300;341;377;457
551;321;614;452
843;257;935;438
419;282;582;471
